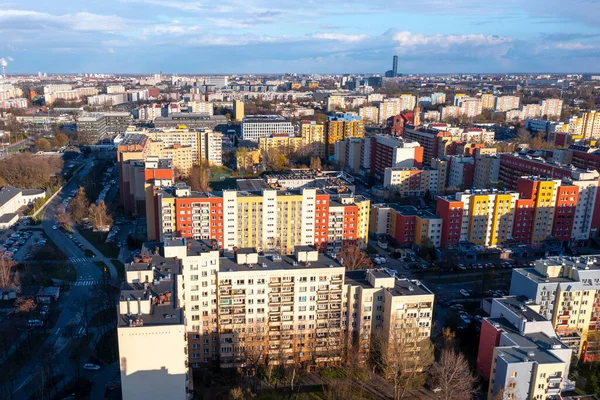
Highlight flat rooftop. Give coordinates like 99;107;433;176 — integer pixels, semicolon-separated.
344;270;433;296
496;296;547;322
219;253;342;273
390;204;439;219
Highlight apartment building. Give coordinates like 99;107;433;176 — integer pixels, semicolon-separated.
45;87;99;104
233;99;244;121
370;204;442;248
567;111;600;139
151;185;370;254
498;153;574;190
119;240;435;379
117;250;188;400
361;135;423;177
299;121;326;159
540;98;563;120
431;158;450;195
480;94;495;110
477;297;571;400
241;115;294;141
431;92;446;105
327;95;346;112
43;84;72;94
107;85;126;94
440;106;460;121
326;113;364;157
358;106;378;123
188;101;214;115
383;167;439;196
154;113;228;130
437;189;519;248
87;94;127;107
120;157;175;217
258;134;303;156
509;255;600;362
403;126;451;166
447;156;475;190
334;138;363;174
494;96;520;112
128;127;223;166
473;155;501;189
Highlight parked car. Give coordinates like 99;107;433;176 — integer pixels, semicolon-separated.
460;289;470;297
83;363;100;371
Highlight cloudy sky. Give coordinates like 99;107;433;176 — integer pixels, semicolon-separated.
1;0;599;74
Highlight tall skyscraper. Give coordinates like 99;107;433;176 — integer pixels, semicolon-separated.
392;55;398;77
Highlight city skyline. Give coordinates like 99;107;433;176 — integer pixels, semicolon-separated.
0;0;599;74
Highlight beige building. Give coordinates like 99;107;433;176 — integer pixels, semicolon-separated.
118;250;188;400
480;94;495;110
258;135;303;155
130;126;223;166
119;240;435;377
299;121;326;159
359;106;378;123
233;99;245;121
510;255;600;362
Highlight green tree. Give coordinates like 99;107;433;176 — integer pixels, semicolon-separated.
586;372;600;395
34;138;51;152
235;147;250;171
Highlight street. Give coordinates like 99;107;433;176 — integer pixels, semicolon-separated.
2;157;119;399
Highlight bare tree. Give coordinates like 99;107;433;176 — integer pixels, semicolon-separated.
430;349;478;400
88;200;112;229
0;255;18;291
338;244;373;271
370;319;434;399
310;157;322;170
70;187;89;223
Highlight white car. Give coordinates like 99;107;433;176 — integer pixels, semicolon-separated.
52;225;58;230
460;289;470;297
83;363;100;371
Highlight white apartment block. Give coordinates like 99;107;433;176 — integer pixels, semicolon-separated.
107;85;126;94
138;127;223;166
494;96;521;112
540;99;563;120
570;170;600;241
241;115;294;141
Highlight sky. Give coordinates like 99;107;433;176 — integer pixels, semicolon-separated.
0;0;599;74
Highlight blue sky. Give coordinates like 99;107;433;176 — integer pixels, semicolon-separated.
1;0;599;74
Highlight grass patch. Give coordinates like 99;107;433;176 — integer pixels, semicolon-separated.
79;230;119;258
111;260;125;280
89;308;117;328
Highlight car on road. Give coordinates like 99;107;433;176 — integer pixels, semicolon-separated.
460;289;470;297
52;225;58;230
83;363;101;371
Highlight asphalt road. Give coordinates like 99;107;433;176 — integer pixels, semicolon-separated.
3;157;117;398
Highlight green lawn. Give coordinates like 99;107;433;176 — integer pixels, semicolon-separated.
79;230;119;258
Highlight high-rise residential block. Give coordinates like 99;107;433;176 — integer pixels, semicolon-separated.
299;120;326;159
509;255;600;362
326;113;364;157
150;186;370;254
494;96;520;112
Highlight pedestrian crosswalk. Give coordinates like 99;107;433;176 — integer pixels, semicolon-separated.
70;257;87;265
74;279;97;286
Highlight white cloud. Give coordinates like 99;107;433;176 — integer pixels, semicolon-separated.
0;9;130;32
555;42;594;50
311;33;369;43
